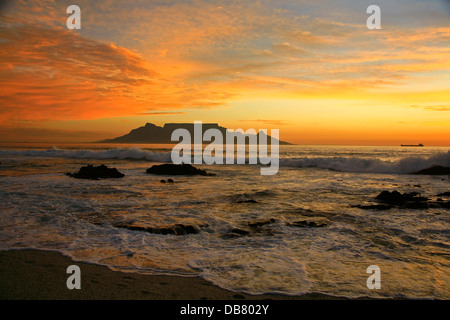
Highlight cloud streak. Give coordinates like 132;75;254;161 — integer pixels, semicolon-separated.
0;0;449;145
411;105;450;112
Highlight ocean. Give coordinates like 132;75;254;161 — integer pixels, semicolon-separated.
0;143;449;299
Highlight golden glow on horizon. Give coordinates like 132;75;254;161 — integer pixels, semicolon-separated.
0;0;449;145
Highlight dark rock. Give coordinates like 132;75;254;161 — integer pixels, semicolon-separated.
372;190;450;210
428;201;450;209
375;191;428;204
168;179;174;183
160;180;166;183
66;164;124;180
437;192;450;197
115;223;201;235
414;166;450;175
287;220;327;228
229;228;250;235
442;201;450;209
404;192;428;201
248;218;276;228
236;199;258;204
375;190;402;203
404;202;429;209
146;163;215;176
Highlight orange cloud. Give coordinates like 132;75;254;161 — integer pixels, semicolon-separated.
0;1;449;145
137;111;187;115
0;23;159;123
411;105;450;112
0;22;232;125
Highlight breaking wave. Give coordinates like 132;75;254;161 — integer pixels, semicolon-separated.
279;151;450;174
0;146;172;163
0;147;449;174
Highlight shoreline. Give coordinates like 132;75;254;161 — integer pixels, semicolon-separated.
0;249;345;300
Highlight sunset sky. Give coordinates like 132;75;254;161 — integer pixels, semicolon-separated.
0;0;449;145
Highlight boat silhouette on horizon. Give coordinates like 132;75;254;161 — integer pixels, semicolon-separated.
401;143;424;147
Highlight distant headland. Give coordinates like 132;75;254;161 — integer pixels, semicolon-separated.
98;123;293;145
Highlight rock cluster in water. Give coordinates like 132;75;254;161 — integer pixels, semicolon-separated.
352;190;450;210
65;164;125;180
113;214;331;239
146;163;215;176
413;166;450;175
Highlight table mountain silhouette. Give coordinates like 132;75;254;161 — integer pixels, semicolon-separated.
99;123;293;145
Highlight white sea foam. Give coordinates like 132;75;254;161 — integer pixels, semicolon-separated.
0;147;449;174
279;151;450;174
1;145;449;299
0;146;172;163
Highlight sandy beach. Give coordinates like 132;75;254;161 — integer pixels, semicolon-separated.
0;249;340;300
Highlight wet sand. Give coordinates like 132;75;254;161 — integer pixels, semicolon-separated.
0;249;341;300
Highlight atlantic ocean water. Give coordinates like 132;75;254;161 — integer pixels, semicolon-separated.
0;143;449;299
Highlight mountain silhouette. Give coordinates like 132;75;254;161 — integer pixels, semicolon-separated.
99;123;293;145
